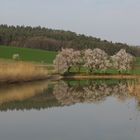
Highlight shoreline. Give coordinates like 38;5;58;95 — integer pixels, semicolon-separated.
61;74;140;80
0;74;140;85
0;75;61;85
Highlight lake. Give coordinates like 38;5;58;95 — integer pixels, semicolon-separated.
0;79;140;140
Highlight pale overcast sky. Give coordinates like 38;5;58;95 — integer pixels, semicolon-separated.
0;0;140;45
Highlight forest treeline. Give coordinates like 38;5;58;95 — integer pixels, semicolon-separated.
0;24;140;56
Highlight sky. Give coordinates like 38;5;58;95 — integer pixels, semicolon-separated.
0;0;140;45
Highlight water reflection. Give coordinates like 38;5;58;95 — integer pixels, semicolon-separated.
0;79;140;140
0;79;139;111
0;81;61;111
53;80;136;105
0;81;48;104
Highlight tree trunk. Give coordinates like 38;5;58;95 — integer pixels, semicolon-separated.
68;67;71;73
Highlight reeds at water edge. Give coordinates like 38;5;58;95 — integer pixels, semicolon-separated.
0;61;48;83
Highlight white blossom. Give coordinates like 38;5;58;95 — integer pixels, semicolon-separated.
84;48;111;72
53;48;82;73
53;48;135;74
111;49;134;72
53;48;73;73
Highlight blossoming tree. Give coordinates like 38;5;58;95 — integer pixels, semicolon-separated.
53;48;82;73
84;48;111;72
111;49;134;72
53;48;135;74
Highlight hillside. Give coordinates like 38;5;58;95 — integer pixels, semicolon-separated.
0;45;57;64
0;24;140;56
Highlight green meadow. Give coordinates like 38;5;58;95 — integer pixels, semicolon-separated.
0;45;57;64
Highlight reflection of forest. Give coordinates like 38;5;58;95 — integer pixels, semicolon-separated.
0;79;139;111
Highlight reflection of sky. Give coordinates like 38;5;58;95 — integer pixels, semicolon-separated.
0;98;139;140
0;0;140;45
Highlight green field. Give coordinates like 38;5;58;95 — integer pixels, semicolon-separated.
0;45;57;64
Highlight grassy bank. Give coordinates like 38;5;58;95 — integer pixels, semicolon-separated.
0;45;57;64
62;74;140;80
0;61;48;83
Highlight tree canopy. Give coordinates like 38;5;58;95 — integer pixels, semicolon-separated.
0;24;140;56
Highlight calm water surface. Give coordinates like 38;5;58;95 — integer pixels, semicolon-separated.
0;79;140;140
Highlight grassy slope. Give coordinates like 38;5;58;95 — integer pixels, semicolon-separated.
0;45;57;64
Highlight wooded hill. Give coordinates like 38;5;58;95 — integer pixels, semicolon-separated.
0;24;140;56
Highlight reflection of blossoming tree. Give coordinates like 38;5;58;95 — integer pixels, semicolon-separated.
53;80;132;106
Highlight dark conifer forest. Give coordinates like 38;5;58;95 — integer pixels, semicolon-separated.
0;24;140;56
